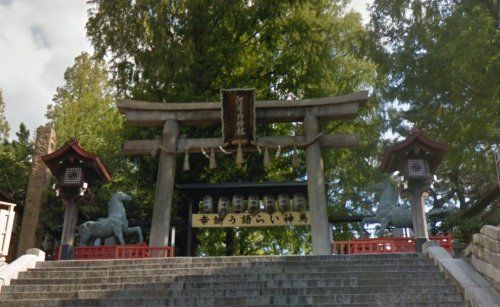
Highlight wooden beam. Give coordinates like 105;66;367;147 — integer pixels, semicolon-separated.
328;214;374;223
122;139;160;155
123;134;359;155
320;134;359;148
117;91;368;126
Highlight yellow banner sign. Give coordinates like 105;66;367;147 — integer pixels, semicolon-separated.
192;211;311;228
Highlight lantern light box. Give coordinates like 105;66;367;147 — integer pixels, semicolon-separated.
199;193;308;216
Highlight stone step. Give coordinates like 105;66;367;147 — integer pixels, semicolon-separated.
35;254;426;268
0;300;469;307
19;265;440;279
0;293;466;306
0;285;461;300
1;278;454;293
11;271;448;285
1;253;466;306
29;258;435;272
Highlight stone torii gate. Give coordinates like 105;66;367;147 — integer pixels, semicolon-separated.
117;90;368;255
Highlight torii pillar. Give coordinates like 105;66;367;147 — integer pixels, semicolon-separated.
305;115;331;254
149;120;179;247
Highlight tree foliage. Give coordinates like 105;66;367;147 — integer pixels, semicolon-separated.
85;0;381;254
0;88;10;142
0;123;33;207
369;0;499;207
47;52;124;167
368;0;500;239
87;0;376;101
43;52;129;239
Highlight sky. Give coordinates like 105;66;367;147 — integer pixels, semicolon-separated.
0;0;372;140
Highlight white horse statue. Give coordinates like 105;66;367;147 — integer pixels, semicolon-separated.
77;191;143;246
361;179;412;237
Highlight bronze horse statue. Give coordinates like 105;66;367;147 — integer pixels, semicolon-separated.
361;179;412;237
77;191;143;246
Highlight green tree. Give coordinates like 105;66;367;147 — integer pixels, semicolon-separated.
0;123;34;261
86;0;381;254
44;52;128;239
368;0;500;237
0;123;33;205
0;88;10;142
87;0;377;101
47;52;124;168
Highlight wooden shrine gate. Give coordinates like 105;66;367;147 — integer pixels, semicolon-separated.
117;90;368;255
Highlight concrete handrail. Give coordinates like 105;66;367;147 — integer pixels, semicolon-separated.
0;248;45;291
423;241;500;307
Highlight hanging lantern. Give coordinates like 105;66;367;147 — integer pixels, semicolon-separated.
183;151;190;171
217;197;230;217
248;194;260;216
278;193;290;213
263;194;276;214
201;195;213;213
292;193;307;212
232;194;245;213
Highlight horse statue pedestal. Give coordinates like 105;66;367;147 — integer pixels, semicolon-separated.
104;237;117;245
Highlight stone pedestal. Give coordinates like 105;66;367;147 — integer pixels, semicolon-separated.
60;197;78;260
408;183;429;253
149;120;179;247
17;126;56;258
104;237;117;246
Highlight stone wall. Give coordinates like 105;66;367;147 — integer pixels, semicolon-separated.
466;225;500;292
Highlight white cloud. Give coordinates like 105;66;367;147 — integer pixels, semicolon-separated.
0;0;91;139
346;0;373;24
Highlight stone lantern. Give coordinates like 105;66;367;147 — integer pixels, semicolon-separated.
380;128;447;252
42;138;111;260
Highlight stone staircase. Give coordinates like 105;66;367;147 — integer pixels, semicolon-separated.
0;254;467;306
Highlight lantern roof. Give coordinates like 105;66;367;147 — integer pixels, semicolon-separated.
380;128;448;174
42;138;112;184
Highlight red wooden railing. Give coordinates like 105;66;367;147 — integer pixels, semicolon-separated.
332;234;453;255
53;242;174;260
